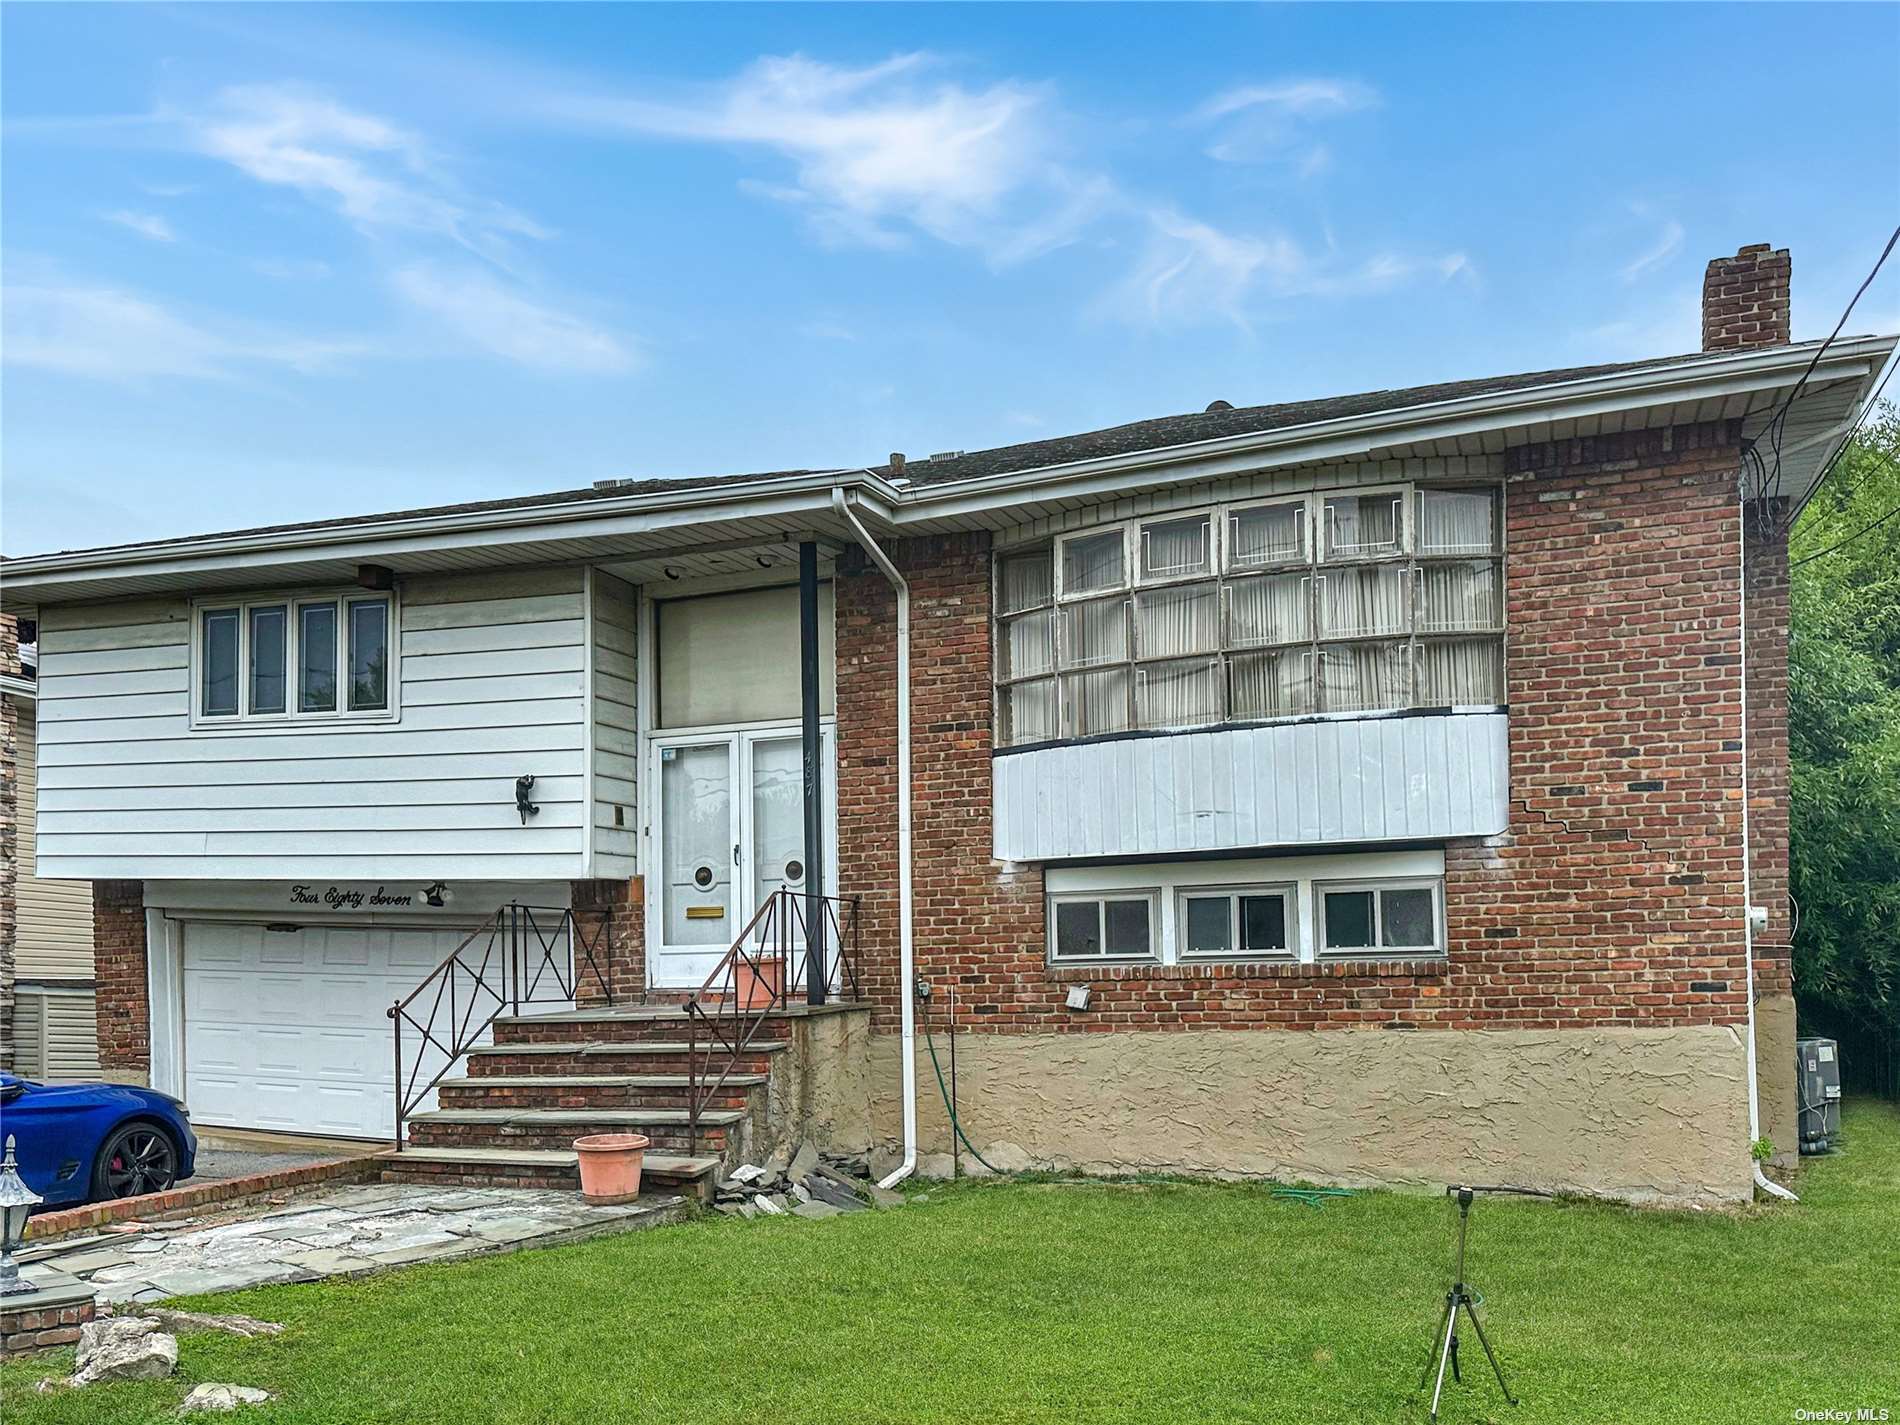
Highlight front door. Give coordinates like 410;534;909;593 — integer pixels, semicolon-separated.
649;726;834;988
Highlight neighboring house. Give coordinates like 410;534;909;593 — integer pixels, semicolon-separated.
0;613;102;1080
0;244;1887;1203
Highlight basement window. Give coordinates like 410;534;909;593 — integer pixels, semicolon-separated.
1049;891;1158;963
1177;885;1297;960
194;591;399;726
1317;879;1442;957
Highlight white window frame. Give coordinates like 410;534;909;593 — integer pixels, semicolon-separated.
1046;888;1161;965
1314;876;1444;959
1174;882;1299;962
189;589;401;729
995;481;1505;748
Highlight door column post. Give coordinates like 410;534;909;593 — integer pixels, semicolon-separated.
798;541;828;1006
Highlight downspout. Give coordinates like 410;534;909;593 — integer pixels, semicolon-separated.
831;486;917;1188
1738;496;1799;1204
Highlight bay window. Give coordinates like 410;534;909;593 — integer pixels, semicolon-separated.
195;591;396;725
995;482;1504;746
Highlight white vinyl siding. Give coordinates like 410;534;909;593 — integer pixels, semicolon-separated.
33;569;593;880
14;705;95;978
993;710;1508;862
10;987;101;1081
591;571;639;878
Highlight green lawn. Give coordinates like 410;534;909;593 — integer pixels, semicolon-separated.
8;1101;1900;1424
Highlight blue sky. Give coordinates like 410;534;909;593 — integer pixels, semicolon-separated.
4;3;1897;555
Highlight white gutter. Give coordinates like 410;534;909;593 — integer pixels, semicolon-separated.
830;486;917;1189
1737;500;1798;1205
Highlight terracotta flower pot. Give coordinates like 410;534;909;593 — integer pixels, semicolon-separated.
573;1133;650;1203
733;956;784;1010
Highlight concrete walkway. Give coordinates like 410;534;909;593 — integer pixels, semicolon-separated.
26;1184;684;1304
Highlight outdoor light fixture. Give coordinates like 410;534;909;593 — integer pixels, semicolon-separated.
0;1136;44;1297
422;881;450;908
1065;985;1093;1012
355;563;396;591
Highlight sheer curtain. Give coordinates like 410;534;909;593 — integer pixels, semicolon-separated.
1002;678;1056;744
1141;516;1210;579
1061;597;1128;667
1230;648;1313;718
1418;639;1502;705
1324;494;1401;558
998;551;1052;615
1418;562;1500;632
1321;567;1408;638
1227;573;1309;647
1137;657;1221;728
1000;607;1054;680
1135;583;1218;658
1230;502;1304;568
1418;490;1497;555
1062;531;1124;594
1064;668;1131;736
1319;641;1410;712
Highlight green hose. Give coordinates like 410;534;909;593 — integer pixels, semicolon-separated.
923;1013;1000;1175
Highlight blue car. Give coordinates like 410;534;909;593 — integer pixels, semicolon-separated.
0;1072;198;1207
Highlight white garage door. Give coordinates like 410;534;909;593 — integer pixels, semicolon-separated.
182;921;477;1140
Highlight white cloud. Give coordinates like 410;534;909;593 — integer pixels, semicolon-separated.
546;53;1102;262
1620;217;1685;282
1194;77;1379;166
2;278;361;381
191;84;549;259
390;263;635;373
1101;209;1471;330
101;210;177;242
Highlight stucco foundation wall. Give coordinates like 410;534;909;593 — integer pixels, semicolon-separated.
867;1024;1752;1206
765;1007;877;1157
1755;993;1799;1169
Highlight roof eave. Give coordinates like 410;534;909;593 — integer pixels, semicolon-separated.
894;335;1897;525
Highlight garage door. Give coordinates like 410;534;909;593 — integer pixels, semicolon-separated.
183;921;477;1140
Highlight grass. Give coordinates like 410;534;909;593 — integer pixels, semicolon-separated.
6;1101;1900;1424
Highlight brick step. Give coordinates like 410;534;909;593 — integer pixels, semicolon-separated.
406;1107;743;1155
494;1008;828;1047
381;1146;721;1199
466;1041;787;1077
437;1073;765;1112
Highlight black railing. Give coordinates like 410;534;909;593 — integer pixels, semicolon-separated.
387;903;615;1145
683;890;861;1152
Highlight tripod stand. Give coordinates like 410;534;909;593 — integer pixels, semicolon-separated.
1415;1186;1523;1422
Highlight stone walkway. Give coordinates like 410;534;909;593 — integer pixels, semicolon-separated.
25;1184;684;1304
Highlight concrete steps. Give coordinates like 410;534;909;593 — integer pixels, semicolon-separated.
406;1106;747;1156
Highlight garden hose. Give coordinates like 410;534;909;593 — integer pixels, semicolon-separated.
922;1012;1001;1174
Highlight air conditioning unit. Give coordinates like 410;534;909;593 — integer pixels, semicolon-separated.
1796;1037;1842;1154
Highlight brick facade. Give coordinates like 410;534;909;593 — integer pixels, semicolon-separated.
93;879;150;1078
1743;501;1793;995
569;875;646;1006
835;424;1771;1041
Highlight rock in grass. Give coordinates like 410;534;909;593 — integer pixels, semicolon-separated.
728;1164;767;1185
179;1383;272;1412
133;1307;283;1339
791;1201;843;1220
72;1317;178;1386
789;1142;821;1182
804;1176;867;1211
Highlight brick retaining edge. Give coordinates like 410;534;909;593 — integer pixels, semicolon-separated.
25;1152;389;1242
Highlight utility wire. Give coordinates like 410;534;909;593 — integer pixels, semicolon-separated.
1790;501;1900;569
1788;359;1898;533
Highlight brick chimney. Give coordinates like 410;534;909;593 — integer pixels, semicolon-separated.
1702;243;1791;351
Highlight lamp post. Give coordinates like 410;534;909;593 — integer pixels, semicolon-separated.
0;1135;44;1297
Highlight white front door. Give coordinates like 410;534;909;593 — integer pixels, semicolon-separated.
648;725;834;988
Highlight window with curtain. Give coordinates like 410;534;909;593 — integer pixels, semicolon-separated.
994;484;1504;745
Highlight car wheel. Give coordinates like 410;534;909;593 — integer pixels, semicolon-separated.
92;1122;180;1201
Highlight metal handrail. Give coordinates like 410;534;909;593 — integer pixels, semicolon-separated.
386;902;615;1145
682;889;862;1152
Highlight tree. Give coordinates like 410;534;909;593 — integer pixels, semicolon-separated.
1788;404;1900;1085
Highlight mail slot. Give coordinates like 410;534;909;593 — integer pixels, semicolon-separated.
685;906;725;921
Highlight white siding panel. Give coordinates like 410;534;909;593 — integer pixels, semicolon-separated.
15;708;95;979
34;572;591;881
589;571;639;878
993;712;1509;862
